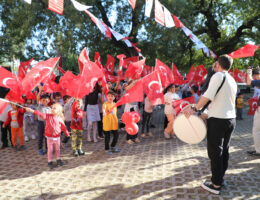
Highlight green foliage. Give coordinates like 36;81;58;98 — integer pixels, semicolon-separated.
0;0;259;73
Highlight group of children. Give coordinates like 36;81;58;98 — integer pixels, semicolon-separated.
0;77;205;169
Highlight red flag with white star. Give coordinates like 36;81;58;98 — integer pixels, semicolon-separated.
142;71;164;105
125;58;146;80
248;97;259;115
173;96;195;115
229;44;259;59
18;58;33;80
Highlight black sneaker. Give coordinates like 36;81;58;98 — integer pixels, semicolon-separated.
73;150;79;157
201;181;221;195
48;161;54;169
57;159;64;166
78;149;85;156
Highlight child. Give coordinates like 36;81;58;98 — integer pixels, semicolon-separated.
37;93;51;155
53;92;64;106
236;93;244;120
71;99;85;157
164;84;179;139
3;103;26;151
26;103;70;169
141;97;154;138
102;91;119;154
63;95;73;132
191;85;200;104
23;99;37;142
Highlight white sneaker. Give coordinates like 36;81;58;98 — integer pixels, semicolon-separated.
25;136;29;142
164;132;170;139
31;134;36;140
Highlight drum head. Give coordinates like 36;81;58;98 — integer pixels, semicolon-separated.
173;114;206;144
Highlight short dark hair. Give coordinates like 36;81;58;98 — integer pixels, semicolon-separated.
191;85;198;93
54;92;61;97
107;91;115;96
41;94;50;100
63;95;70;101
217;54;233;70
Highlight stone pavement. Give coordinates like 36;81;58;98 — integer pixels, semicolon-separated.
0;108;259;200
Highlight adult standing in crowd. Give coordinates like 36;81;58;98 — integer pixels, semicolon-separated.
246;67;260;156
184;55;237;195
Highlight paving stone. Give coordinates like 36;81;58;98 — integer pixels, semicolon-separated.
0;106;259;200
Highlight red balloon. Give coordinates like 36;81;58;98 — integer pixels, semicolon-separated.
125;123;138;135
130;111;141;123
121;112;134;124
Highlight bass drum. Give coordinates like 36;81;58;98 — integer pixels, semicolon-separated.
173;114;206;144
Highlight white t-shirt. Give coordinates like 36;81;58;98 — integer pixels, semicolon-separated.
203;71;237;119
164;92;180;115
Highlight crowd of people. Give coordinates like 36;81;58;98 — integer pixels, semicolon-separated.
0;54;259;195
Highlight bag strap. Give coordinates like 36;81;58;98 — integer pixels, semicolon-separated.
199;73;226;113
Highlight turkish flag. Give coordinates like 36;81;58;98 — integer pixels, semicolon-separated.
141;65;152;77
248;97;259;115
186;66;195;81
193;64;207;82
43;78;59;93
24;91;37;100
125;58;146;80
172;14;184;28
0;66;21;92
229;44;259;59
143;71;164;105
78;47;89;74
58;71;79;98
155;59;174;88
78;60;103;98
49;72;56;81
173;96;195;115
106;74;118;83
22;57;59;93
117;54;126;78
48;0;64;15
123;56;139;68
172;63;187;85
5;90;24;104
18;58;33;80
95;52;102;68
154;0;165;26
128;0;136;10
114;79;143;107
104;54;115;75
233;68;247;83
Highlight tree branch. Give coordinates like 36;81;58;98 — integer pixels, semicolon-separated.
218;15;260;54
95;1;136;57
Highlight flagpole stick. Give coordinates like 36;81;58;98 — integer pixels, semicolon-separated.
0;98;26;109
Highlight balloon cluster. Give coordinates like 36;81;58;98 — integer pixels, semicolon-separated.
121;111;141;135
